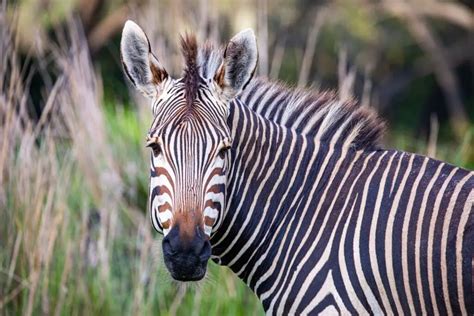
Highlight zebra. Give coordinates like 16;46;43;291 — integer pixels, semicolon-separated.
120;20;474;314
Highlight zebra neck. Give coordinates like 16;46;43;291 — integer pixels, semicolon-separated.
210;100;329;283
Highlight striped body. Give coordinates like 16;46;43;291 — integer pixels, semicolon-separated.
211;99;473;314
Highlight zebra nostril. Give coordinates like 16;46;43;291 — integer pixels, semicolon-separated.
199;240;211;262
162;236;176;256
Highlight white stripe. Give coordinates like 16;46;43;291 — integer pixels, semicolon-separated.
203;206;219;219
368;151;397;311
226;130;297;267
243;137;308;281
158;210;173;223
283;152;375;315
218;126;287;259
204;225;213;236
427;167;457;314
414;163;444;314
300;270;350;315
154;193;172;207
456;183;473;315
383;153;414;313
441;172;470;315
352;152;386;314
212;106;261;246
400;157;428;314
204;192;225;203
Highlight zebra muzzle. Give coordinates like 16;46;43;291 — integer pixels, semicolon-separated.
162;224;211;281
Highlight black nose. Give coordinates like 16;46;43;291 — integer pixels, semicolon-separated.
162;225;211;281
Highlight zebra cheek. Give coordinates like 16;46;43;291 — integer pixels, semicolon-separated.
203;205;219;236
204;216;215;237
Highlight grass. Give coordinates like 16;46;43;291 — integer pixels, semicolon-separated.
0;16;263;316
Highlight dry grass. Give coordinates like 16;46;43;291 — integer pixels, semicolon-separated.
0;6;261;315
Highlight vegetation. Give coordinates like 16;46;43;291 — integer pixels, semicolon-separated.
0;0;472;315
0;19;263;316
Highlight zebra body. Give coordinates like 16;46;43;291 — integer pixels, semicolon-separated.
212;98;473;314
120;21;474;315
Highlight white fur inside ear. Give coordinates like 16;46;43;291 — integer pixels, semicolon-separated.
121;20;152;86
120;20;167;98
220;28;258;100
122;20;149;47
231;28;257;50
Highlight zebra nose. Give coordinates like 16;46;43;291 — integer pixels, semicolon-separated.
162;226;210;258
162;225;211;281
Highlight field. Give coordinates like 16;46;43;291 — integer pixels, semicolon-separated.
0;1;472;315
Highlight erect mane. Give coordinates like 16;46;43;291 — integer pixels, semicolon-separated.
194;39;385;150
180;34;199;109
240;78;385;150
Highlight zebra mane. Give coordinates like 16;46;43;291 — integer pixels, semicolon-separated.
239;78;386;150
195;40;385;150
180;34;199;110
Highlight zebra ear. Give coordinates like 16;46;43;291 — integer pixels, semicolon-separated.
120;20;168;98
215;29;258;100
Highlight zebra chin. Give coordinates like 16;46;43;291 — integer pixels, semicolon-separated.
162;224;211;282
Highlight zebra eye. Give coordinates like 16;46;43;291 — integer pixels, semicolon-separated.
148;143;162;157
218;145;231;158
146;137;162;157
218;138;232;158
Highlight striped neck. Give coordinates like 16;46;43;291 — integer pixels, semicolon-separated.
207;93;473;314
210;99;350;286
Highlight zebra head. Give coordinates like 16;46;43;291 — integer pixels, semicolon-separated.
120;20;257;281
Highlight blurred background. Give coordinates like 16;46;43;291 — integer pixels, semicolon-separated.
0;0;472;315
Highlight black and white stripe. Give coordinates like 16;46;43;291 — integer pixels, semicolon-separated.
147;77;231;236
209;84;473;314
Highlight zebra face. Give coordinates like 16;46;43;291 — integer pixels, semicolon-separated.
146;86;232;238
121;20;257;281
146;91;231;281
